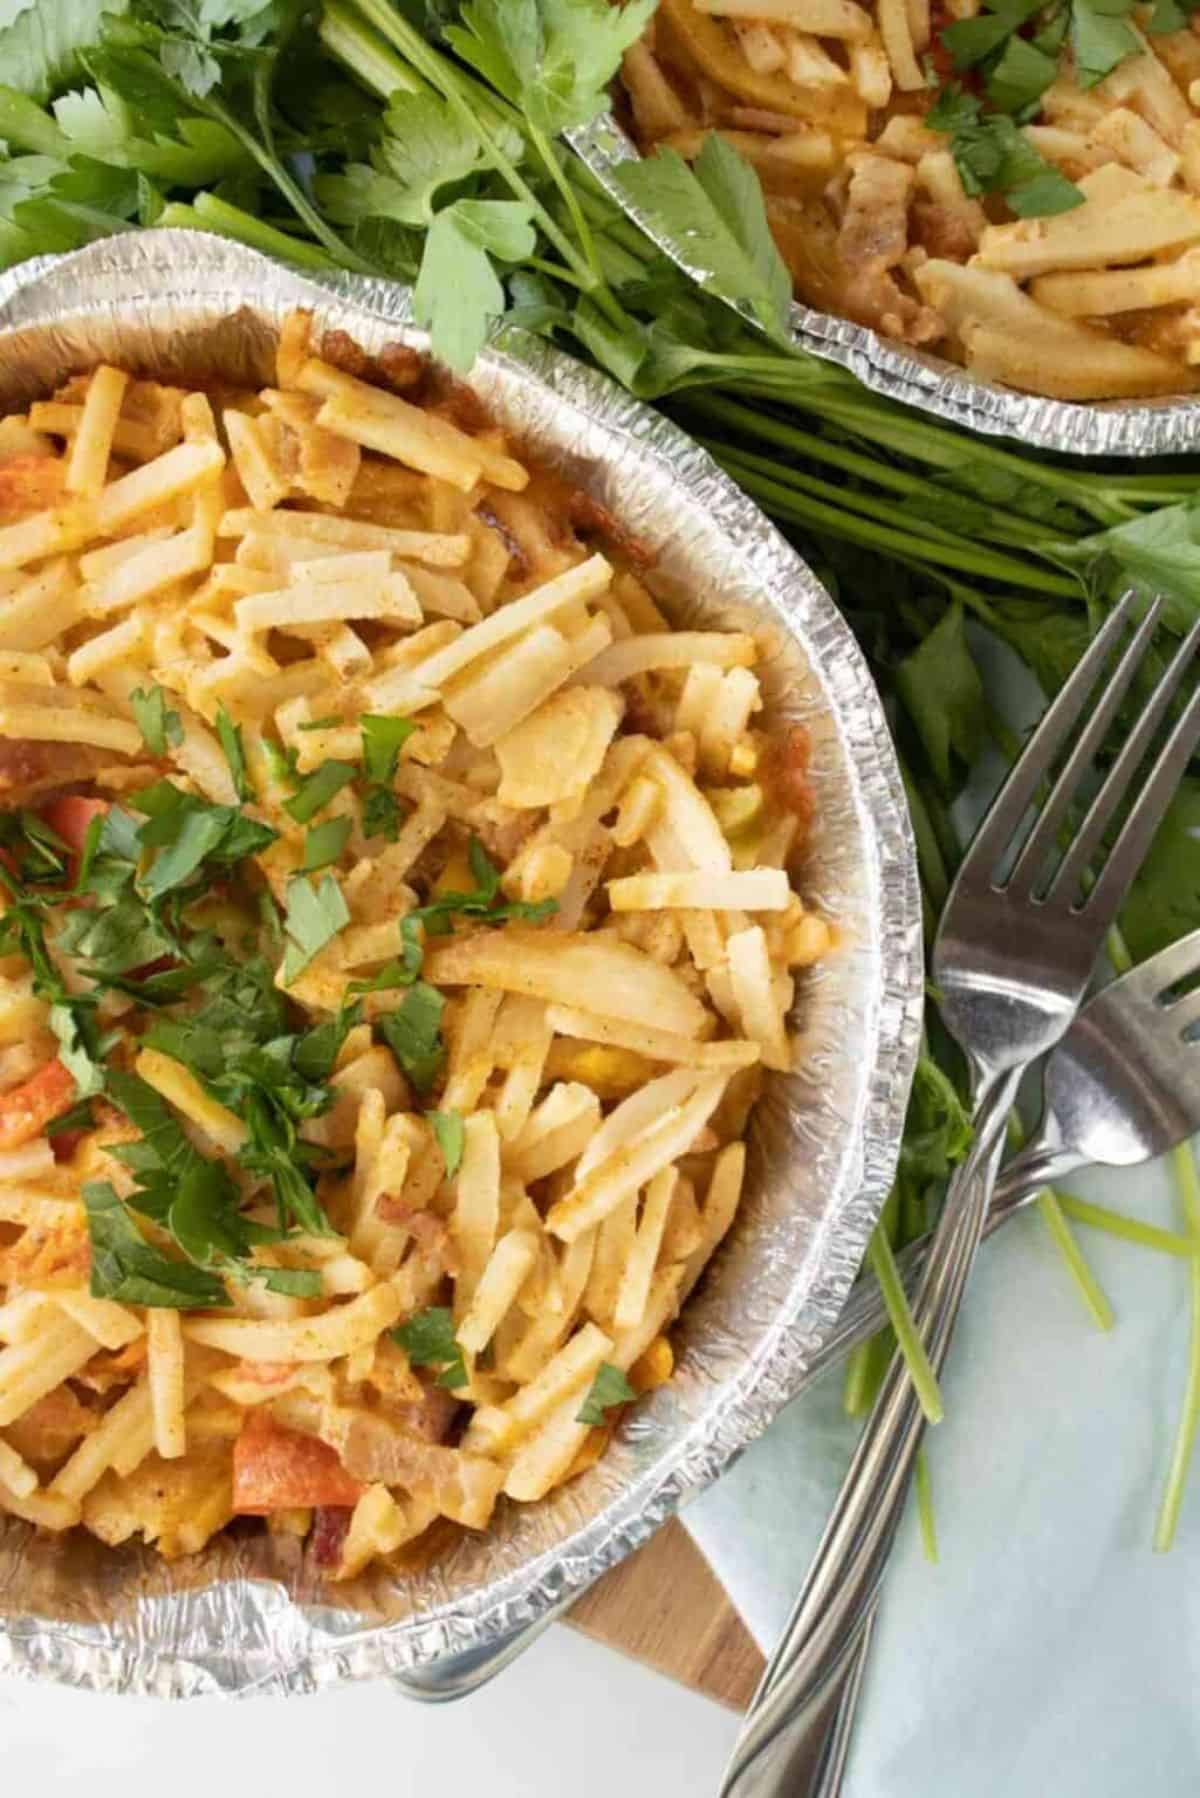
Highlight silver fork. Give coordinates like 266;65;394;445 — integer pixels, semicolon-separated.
721;591;1200;1798
797;922;1200;1392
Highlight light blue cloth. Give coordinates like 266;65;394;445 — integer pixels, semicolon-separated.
685;1153;1200;1796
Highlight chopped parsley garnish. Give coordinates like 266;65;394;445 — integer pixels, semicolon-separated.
303;814;352;872
263;736;300;788
377;981;446;1094
392;1305;469;1390
361;714;416;842
130;684;183;758
280;871;350;984
284;758;356;824
362;714;418;782
132;780;277;899
363;783;405;841
85;1180;231;1310
576;1363;636;1427
44;1097;96;1137
426;1108;465;1176
215;703;255;802
926;88;1083;217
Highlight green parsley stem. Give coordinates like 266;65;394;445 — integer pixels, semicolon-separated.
527;122;608;297
867;1226;944;1424
1054;1194;1198;1259
318;2;424;99
694;437;980;552
1154;1142;1200;1552
156;198;337;271
1035;1190;1115;1331
1106;925;1200;1551
702;443;1081;595
207;101;376;275
525;255;592;291
1006;1108;1114;1330
723;377;1129;526
680;393;1066;546
843;1330;890;1416
914;1446;938;1563
343;0;601;296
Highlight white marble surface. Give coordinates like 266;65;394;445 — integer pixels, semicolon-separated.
685;1155;1200;1796
0;1623;739;1797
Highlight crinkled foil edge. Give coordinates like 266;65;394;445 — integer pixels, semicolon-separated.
0;233;922;1699
571;113;1200;458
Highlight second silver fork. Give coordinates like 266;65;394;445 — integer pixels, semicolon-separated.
721;591;1200;1798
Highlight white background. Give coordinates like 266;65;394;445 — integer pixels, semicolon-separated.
1;1624;739;1797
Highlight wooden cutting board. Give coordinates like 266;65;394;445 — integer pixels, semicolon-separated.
567;1517;764;1711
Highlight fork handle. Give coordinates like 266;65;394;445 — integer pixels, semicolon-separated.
719;1068;1021;1798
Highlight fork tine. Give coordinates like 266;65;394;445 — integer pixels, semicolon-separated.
1169;987;1200;1037
1046;616;1200;907
1007;598;1167;895
1139;926;1200;1002
966;590;1139;882
1077;662;1200;931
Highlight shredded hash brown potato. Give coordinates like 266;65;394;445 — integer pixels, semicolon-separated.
0;313;831;1578
620;0;1200;398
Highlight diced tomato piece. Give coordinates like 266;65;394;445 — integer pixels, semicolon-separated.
0;1058;77;1149
39;794;110;855
232;1411;364;1515
49;1129;88;1163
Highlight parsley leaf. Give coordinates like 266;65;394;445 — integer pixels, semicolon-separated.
377;981;446;1094
426;1108;465;1176
1147;0;1198;28
447;0;656;135
255;1265;323;1298
363;783;404;841
85;1180;231;1309
984;33;1058;112
263;736;299;788
413;198;537;371
281;871;349;983
45;1097;96;1138
361;714;417;783
614;141;791;343
130;683;183;757
284;758;356;824
926;92;1083;216
360;714;415;839
292;1001;363;1082
894;605;987;794
48;998;104;1098
131;781;277;897
215;702;254;802
576;1362;636;1426
320;91;491;230
392;1304;469;1390
1071;0;1140;86
303;814;352;872
940;0;1043;69
0;0;125;103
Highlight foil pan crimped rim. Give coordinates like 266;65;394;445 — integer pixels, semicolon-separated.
0;232;922;1699
572;112;1200;458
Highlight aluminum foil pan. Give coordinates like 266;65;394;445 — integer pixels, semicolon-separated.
573;111;1200;458
0;231;922;1700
